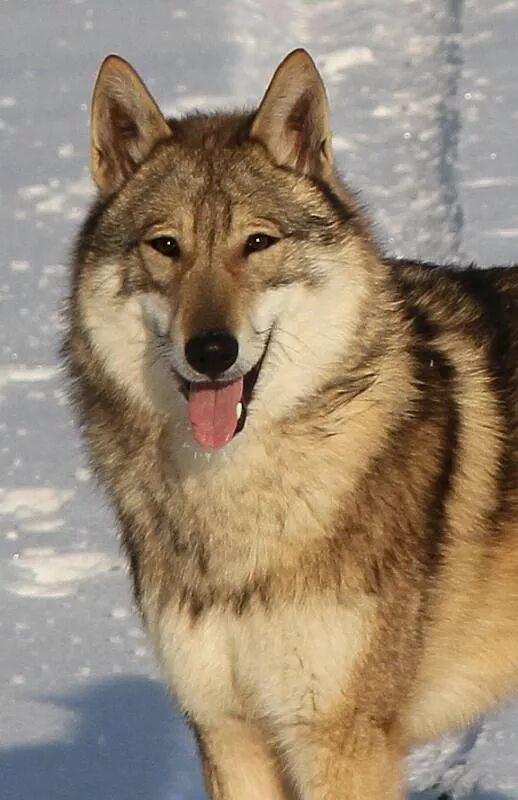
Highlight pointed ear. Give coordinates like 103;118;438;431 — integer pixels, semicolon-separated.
250;49;333;179
90;55;173;197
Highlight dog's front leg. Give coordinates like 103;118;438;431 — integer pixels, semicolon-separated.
281;716;404;800
192;718;292;800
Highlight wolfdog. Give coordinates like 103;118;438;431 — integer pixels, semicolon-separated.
63;49;518;799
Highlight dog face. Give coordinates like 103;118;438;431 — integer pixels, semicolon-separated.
74;51;370;451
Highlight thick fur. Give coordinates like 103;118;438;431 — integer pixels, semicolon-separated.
63;50;518;799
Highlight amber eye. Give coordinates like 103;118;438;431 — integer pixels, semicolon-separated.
148;236;181;259
243;233;278;256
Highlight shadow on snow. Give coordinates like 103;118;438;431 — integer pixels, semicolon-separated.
0;675;204;800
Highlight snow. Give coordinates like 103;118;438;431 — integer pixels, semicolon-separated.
9;548;117;600
1;0;518;798
318;47;376;80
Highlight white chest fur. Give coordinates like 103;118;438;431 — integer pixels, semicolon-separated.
155;597;374;729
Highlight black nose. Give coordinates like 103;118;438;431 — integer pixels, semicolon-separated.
185;330;239;378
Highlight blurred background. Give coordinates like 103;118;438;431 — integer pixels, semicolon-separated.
1;1;518;798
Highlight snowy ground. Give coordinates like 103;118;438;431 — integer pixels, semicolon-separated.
1;1;518;798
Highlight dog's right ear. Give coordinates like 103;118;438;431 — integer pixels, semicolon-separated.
251;49;333;180
90;55;172;198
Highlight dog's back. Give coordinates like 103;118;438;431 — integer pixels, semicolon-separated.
384;260;518;741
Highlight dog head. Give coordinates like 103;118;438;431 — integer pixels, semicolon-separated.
72;50;373;452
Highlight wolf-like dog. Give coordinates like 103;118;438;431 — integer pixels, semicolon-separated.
63;49;518;799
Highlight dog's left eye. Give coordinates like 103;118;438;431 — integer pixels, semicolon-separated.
244;233;278;256
148;236;181;259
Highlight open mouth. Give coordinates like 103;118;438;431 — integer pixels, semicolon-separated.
178;337;269;450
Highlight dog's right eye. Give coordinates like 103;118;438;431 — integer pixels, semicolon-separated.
244;233;278;256
148;236;181;259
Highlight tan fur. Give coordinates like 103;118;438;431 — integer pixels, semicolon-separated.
63;50;518;799
193;720;291;800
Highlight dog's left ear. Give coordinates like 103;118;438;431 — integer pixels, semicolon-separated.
250;49;333;179
90;55;173;197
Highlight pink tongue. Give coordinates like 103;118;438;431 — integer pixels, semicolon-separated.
187;378;243;449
